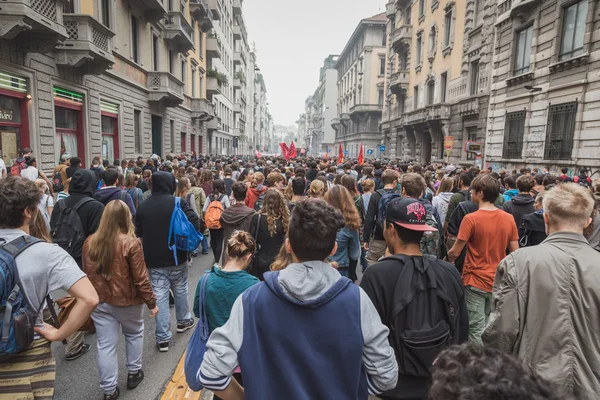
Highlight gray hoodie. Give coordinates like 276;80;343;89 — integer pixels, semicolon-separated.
432;192;454;225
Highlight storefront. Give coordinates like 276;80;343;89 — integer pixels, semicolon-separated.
0;70;29;167
54;87;84;166
100;100;119;162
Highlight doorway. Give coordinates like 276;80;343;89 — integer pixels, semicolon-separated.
151;115;162;157
0;127;19;167
421;131;431;164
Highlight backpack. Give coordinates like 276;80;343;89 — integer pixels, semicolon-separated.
377;189;401;228
420;212;441;258
0;236;46;360
383;254;461;378
204;194;225;230
120;190;128;202
10;160;25;176
168;197;203;265
50;197;94;261
52;170;64;193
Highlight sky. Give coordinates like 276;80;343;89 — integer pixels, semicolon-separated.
243;0;386;127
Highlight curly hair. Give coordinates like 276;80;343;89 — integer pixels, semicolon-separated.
324;185;361;231
0;176;41;229
429;343;566;400
259;189;290;236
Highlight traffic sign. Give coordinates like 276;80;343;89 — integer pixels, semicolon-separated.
444;136;454;150
379;145;386;152
367;148;374;155
344;150;349;156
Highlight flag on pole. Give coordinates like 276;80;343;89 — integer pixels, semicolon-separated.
338;143;344;163
357;143;364;165
289;141;297;159
280;142;290;159
255;149;263;158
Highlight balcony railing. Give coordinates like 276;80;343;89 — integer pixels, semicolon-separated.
392;25;412;53
205;0;221;20
147;72;184;107
164;11;195;52
206;37;221;59
129;0;166;23
386;0;396;17
233;51;242;65
458;97;479;117
233;24;241;40
55;14;114;75
349;104;383;115
206;76;221;99
206;117;221;131
191;98;215;120
233;0;242;15
390;69;410;94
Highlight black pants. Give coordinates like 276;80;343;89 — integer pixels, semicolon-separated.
209;228;224;264
348;258;358;282
214;373;243;400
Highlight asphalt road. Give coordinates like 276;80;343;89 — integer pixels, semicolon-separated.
52;253;214;400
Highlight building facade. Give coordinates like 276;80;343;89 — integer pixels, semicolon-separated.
331;13;387;159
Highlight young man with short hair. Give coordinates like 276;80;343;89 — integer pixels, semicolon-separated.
484;183;600;399
200;199;398;399
448;174;519;344
288;176;306;213
361;197;468;399
502;174;535;231
93;168;136;216
0;176;99;397
502;175;518;202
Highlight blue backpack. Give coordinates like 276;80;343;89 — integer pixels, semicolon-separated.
377;189;402;228
168;197;203;265
0;236;45;360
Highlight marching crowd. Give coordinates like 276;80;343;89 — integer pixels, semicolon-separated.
0;147;599;400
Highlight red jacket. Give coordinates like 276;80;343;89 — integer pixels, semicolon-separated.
245;185;267;209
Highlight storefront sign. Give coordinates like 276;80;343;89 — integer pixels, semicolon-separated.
464;141;483;156
0;108;14;122
444;136;454;150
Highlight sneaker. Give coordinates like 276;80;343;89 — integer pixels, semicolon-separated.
156;342;169;352
103;387;119;400
176;319;196;333
65;343;91;361
127;370;144;390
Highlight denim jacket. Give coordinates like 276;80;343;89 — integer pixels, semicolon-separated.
328;226;361;268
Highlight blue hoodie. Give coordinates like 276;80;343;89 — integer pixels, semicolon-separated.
503;188;519;202
93;186;136;217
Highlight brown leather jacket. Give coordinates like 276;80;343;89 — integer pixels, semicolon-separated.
83;234;156;309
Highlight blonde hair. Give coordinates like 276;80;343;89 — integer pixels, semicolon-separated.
307;180;325;198
362;178;375;192
175;176;190;198
436;177;454;195
543;183;594;230
35;178;47;193
250;172;265;188
270;241;292;271
86;200;136;280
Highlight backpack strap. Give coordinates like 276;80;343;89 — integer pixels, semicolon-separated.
168;197;182;265
72;197;95;213
0;235;43;258
198;271;212;341
120;190;128;202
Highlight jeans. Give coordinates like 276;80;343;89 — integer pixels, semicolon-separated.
360;247;368;272
148;264;192;344
465;285;493;345
366;239;387;266
209;228;224;264
202;234;209;253
91;303;144;394
64;330;85;357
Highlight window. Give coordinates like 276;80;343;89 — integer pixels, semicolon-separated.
54;87;84;165
514;25;533;75
440;72;447;102
199;72;204;97
168;0;173;11
429;27;436;55
427;81;435;105
64;0;75;13
444;9;452;47
152;34;159;71
416;33;423;66
502;111;525;159
191;67;196;97
470;61;479;95
382;29;387;46
379;58;385;75
405;6;411;24
181;59;186;89
101;114;118;162
101;0;110;28
466;127;478;160
131;16;139;64
475;0;485;27
181;131;186;153
419;0;425;18
544;102;577;160
400;51;408;69
169;51;174;74
134;110;141;153
170;119;175;152
560;0;588;61
378;90;384;105
414;85;420;109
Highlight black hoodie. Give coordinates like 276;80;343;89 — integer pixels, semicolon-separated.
502;193;535;231
50;169;104;267
135;172;201;268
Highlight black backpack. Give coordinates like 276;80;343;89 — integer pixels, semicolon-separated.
383;254;460;378
50;197;94;261
52;170;64;193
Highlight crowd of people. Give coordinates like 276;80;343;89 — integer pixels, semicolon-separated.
0;147;599;400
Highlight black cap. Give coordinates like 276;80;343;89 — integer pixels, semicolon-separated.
386;198;438;232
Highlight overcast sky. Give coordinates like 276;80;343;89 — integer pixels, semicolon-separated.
243;0;385;127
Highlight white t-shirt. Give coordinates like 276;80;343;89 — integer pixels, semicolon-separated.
21;166;39;181
0;158;6;177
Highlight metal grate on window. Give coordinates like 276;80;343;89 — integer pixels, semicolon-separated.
544;102;577;160
502;110;526;159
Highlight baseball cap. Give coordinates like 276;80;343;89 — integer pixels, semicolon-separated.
445;165;457;174
386;198;438;232
61;153;71;161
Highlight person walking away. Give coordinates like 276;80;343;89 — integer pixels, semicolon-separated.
0;175;99;399
531;174;545;198
245;172;267;210
21;157;53;196
357;179;375;271
125;174;143;209
203;179;231;265
135;172;201;352
502;175;518;202
66;156;81;179
175;177;199;216
90;158;104;182
223;167;234;197
432;177;454;224
94;168;136;217
287;177;306;213
35;179;54;232
447;174;519;344
193;231;260;399
518;193;547;247
83;200;158;400
361;197;468;400
188;175;208;254
199;199;398;399
200;169;214;197
253;172;285;210
10;147;30;176
307;179;325;199
52;153;71;194
221;182;256;264
248;189;289;281
502;175;535;236
50;169;104;361
483;183;600;400
443;172;474;243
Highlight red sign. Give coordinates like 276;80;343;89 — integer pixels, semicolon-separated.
444;136;454;150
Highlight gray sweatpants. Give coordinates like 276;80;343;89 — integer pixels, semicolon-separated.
91;303;145;394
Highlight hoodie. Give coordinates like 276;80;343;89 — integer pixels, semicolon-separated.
199;261;398;399
94;186;136;217
502;193;535;230
135;172;201;268
503;188;519;202
245;184;266;209
220;203;256;261
432;192;454;225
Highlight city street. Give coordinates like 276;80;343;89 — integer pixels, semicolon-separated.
52;254;214;400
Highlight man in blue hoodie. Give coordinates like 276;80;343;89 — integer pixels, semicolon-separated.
502;175;519;202
199;199;398;400
94;167;136;216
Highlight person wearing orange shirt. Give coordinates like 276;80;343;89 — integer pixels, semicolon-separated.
448;174;519;344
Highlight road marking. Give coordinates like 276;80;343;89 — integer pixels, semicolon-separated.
161;351;209;400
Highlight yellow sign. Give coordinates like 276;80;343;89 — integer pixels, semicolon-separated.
444;136;454;150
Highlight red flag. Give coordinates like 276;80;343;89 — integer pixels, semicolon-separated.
324;152;329;159
289;141;297;159
255;149;263;158
358;143;364;165
280;142;290;159
338;143;344;163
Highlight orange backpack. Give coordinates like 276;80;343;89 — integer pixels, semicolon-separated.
204;194;224;229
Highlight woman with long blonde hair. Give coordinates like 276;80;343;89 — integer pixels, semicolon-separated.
249;189;290;280
324;185;361;281
175;176;199;216
307;179;325;199
83;200;157;399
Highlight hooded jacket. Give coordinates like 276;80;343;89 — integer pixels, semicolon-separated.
502;188;519;202
135;172;201;268
432;192;454;225
199;261;398;399
220;203;256;261
502;193;535;231
245;184;266;209
50;169;105;267
94;186;136;217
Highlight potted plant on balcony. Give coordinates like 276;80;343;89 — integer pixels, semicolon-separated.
234;71;246;84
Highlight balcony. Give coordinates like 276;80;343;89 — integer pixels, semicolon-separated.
349;104;383;115
191;98;215;121
128;0;167;23
233;24;241;40
386;1;396;17
0;0;67;54
233;78;242;88
233;51;242;66
206;0;221;20
206;116;221;131
231;128;241;136
331;118;342;131
233;0;242;15
206;76;222;99
206;37;221;59
392;25;412;53
457;97;479;117
390;69;410;95
189;0;208;19
233;103;242;114
147;72;184;107
164;12;195;52
55;14;114;75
